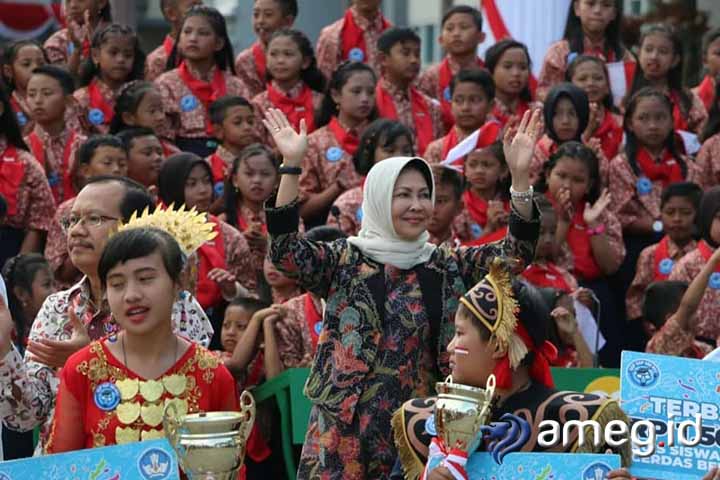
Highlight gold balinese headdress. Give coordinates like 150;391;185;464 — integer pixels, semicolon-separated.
459;258;527;369
116;204;217;255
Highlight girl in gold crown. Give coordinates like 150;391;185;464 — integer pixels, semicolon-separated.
46;226;239;452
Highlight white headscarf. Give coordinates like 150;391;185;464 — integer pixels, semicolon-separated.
347;157;437;269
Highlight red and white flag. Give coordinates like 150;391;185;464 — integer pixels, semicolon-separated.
0;0;63;40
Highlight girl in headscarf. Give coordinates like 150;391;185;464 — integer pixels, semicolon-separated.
669;186;720;344
261;107;542;478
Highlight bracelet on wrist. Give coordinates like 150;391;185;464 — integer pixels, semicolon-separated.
510;185;534;202
279;164;302;175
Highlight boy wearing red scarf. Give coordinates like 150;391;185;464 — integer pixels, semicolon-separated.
375;28;443;156
316;0;390;79
392;260;632;480
234;0;297;99
692;28;720;113
417;5;486;132
427;165;463;246
145;0;204;81
626;182;700;322
424;69;497;164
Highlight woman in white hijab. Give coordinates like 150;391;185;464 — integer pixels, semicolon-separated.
262;107;542;479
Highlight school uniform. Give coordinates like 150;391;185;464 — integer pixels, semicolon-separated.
145;35;175;81
315;6;390;79
625;236;696;321
326;185;363;237
73;78;119;135
9;91;33;136
491;97;541;130
24;124;86;204
234;43;268;99
0;138;56;266
692;74;715;113
374;78;443;156
155;63;250;157
694;132;720;190
43;197;81;290
43;26;91;65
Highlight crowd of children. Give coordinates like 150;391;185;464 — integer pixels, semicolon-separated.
0;0;719;478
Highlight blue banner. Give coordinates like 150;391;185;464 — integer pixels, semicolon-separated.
0;439;179;480
621;350;720;480
465;452;620;479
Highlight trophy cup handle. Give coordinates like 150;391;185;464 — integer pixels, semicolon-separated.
163;401;180;448
238;390;256;441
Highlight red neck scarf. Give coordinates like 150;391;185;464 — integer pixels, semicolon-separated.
462;189;490;227
163;35;174;56
236;208;267;234
0;145;25;217
696;75;715;112
697;240;720;272
492;98;529;129
593;108;623;160
522;263;572;293
375;82;433;155
553;198;602;281
327;117;360;155
635;147;683;186
178;62;227;135
252;42;266;82
27;129;77;203
461;226;507;247
492;322;557;390
87;79;115;126
196;217;227;309
441;122;501;166
304;294;322;352
669;90;689;132
652;235;676;281
340;8;390;63
438;56;485;130
208;153;225;184
266;82;316;133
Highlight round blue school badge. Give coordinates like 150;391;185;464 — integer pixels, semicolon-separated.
425;413;437;436
348;47;365;62
325;147;343;162
180;94;199;112
314;321;323;336
214;181;224;197
443;86;452;102
94;382;121;411
470;223;483;239
47;172;60;187
138;447;173;480
15;111;27;127
356;206;363;223
67;42;75;56
88;108;105;126
582;463;612;480
636;176;652;196
710;272;720;290
652;220;664;233
566;52;578;65
658;258;674;276
626;358;660;388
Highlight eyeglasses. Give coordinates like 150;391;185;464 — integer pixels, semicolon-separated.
60;213;119;231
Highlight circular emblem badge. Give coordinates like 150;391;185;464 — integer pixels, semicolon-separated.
94;381;121;411
658;258;674;276
443;86;452;102
88;108;105;126
581;463;612;480
180;94;199;112
626;359;660;388
470;223;483;239
709;272;720;290
314;321;323;336
47;171;60;187
652;220;664;233
636;176;652;196
16;111;27;127
214;181;224;197
348;47;365;62
356;206;363;223
138;447;173;480
325;146;344;162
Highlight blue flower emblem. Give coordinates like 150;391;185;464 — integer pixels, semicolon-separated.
88;108;105;126
180;94;199;112
214;181;224;197
658;258;673;276
710;272;720;290
325;146;344;162
94;382;121;411
314;321;323;336
348;47;365;62
567;52;578;65
16;111;27;127
470;223;483;239
443;86;452;102
636;176;652;196
47;172;60;187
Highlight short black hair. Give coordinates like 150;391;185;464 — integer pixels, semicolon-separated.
209;96;252;125
661;182;702;210
99;227;185;287
377;27;421;54
256;0;298;18
450;68;495;101
116;127;158;151
75;135;126;167
84;175;154;222
702;27;720;57
643;280;688;328
430;164;464;200
441;5;482;30
699;186;720;247
353;119;414;176
227;295;271;315
31;65;74;95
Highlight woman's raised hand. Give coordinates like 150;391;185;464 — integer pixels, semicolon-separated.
503;109;543;190
262;108;308;166
583;189;612;228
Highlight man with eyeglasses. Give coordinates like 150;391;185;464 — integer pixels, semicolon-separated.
0;175;214;454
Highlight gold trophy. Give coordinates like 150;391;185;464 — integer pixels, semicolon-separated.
434;374;496;453
163;390;256;479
